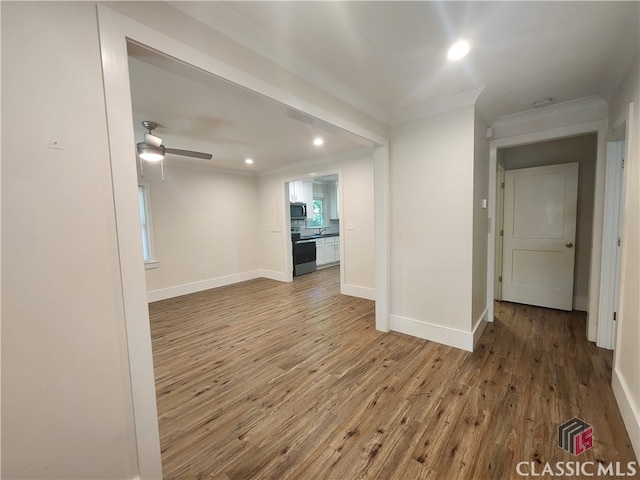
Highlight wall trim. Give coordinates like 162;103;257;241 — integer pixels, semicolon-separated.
492;96;608;139
612;368;640;461
390;314;475;352
147;270;263;302
259;269;289;283
472;308;489;348
341;283;376;301
148;270;376;303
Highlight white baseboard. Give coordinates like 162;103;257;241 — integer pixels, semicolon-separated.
147;269;380;303
389;307;489;352
573;294;588;312
147;270;263;302
473;308;489;348
259;269;289;282
341;283;376;300
390;314;475;352
612;368;640;462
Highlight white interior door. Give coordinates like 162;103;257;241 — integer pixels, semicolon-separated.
502;162;579;311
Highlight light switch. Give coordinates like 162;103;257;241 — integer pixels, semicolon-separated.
346;221;354;230
482;199;488;209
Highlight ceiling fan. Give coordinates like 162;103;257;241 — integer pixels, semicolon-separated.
136;121;212;161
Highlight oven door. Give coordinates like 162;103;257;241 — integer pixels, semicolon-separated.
293;239;316;275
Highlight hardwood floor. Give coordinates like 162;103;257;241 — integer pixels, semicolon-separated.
149;267;637;479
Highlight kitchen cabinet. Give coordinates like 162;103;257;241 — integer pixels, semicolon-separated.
315;238;326;265
289;180;314;219
316;236;340;266
325;237;338;263
303;181;314;219
329;182;339;220
289;180;303;203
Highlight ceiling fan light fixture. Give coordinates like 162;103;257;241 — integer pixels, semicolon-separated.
137;142;165;162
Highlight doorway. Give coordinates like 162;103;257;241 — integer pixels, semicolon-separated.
501;162;579;310
288;174;342;278
495;134;597;312
97;6;390;476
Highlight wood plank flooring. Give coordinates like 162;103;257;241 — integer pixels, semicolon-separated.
149;267;638;479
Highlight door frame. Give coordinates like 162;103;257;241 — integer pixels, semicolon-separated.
487;120;608;342
494;164;505;300
97;5;390;478
597;127;627;349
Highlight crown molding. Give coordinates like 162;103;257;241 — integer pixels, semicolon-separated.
493;96;608;129
389;88;485;125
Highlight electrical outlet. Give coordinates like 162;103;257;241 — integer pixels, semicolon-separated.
199;266;205;274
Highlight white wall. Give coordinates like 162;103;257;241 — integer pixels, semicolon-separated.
341;156;376;292
142;165;260;301
2;2;138;478
389;105;477;349
258;152;376;295
501;134;597;311
609;54;640;461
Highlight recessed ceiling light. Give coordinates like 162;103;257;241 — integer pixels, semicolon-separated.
313;137;324;147
245;158;254;165
447;40;470;60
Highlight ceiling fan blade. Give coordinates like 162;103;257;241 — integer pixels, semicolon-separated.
164;147;213;160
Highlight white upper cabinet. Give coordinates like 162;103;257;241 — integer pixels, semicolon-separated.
329;181;339;220
303;181;314;218
289;180;302;202
289;181;314;217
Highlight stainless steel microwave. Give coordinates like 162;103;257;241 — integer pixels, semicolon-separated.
290;202;307;220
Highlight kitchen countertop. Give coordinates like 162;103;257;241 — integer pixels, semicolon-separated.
299;233;340;240
292;233;340;242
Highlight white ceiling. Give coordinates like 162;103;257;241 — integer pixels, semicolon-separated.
128;48;370;173
128;1;639;173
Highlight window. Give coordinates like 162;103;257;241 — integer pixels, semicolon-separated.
138;184;157;268
309;198;324;227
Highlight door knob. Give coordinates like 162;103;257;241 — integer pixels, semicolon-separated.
566;242;573;248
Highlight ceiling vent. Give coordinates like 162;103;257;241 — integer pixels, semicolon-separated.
532;97;553;108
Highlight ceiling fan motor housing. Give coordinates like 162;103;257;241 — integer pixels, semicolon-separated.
138;120;212;160
142;120;158;132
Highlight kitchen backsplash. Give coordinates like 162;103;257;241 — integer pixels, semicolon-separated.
291;218;340;236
